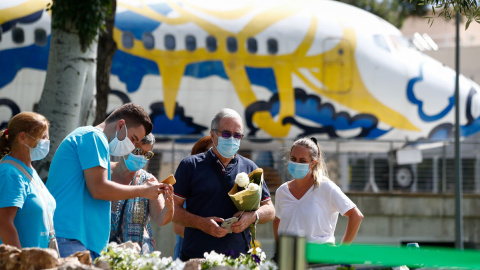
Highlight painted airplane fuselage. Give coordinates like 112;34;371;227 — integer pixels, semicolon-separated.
1;0;480;148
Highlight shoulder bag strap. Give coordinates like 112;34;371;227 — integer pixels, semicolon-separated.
1;159;55;237
115;199;129;240
115;171;138;240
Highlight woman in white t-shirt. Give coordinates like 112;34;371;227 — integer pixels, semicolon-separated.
273;137;363;247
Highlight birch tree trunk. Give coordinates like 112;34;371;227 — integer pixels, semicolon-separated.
94;0;117;125
34;22;97;180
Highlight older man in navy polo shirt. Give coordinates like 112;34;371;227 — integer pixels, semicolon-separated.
173;108;275;261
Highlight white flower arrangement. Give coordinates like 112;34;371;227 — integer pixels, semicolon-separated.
203;250;225;265
235;172;250;188
229;169;264;245
96;242;185;270
247;183;259;191
95;242;277;270
202;248;277;270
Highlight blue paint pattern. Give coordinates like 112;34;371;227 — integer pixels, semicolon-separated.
1;10;43;33
293;94;390;138
111;50;160;92
115;11;161;40
406;64;455;122
245;67;278;93
0;41;49;89
184;61;228;80
148;3;173;16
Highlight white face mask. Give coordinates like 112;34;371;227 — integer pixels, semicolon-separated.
109;124;135;156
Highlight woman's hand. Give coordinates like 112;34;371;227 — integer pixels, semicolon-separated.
162;184;174;209
149;179;175;226
0;207;21;248
341;207;364;245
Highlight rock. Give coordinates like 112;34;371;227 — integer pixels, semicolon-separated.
93;259;111;270
53;255;104;270
116;241;141;254
0;244;21;270
70;251;92;266
183;258;206;270
18;247;58;270
0;244;98;270
211;266;237;270
55;261;102;270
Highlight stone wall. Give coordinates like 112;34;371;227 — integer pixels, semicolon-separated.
337;193;480;249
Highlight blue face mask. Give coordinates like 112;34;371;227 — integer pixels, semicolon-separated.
213;134;240;158
288;161;311;179
123;153;148;172
25;134;50;161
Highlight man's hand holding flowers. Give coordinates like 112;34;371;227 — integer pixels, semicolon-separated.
231;210;258;233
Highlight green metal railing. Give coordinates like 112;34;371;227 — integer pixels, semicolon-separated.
278;235;480;270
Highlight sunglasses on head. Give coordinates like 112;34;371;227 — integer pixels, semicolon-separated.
132;148;155;160
213;129;244;140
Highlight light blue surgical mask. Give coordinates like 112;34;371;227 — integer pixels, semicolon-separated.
288;161;311;179
213;133;240;158
123;153;148;172
24;134;50;161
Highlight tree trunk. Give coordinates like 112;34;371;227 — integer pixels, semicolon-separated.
34;23;97;181
94;0;117;125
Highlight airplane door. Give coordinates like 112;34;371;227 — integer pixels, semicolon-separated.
322;38;353;93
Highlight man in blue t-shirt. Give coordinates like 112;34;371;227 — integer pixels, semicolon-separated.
173;108;275;261
46;103;166;259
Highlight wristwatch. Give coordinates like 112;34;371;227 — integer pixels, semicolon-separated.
254;211;260;225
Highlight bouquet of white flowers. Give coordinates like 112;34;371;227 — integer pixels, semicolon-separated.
202;248;277;270
228;168;264;245
95;242;185;270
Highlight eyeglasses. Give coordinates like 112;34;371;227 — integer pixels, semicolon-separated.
132;148;155;160
213;129;244;140
26;133;49;141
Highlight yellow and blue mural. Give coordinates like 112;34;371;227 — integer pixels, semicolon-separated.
2;0;480;145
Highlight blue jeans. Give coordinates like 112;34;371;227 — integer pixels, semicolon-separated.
173;234;183;260
57;237;100;261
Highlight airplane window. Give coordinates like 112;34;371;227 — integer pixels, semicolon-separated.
206;36;217;52
247;37;257;53
373;35;390;52
227;36;237;53
390;35;411;50
165;34;176;50
142;33;155;50
185;35;196;51
12;27;25;44
122;31;134;49
267;38;278;54
34;28;47;47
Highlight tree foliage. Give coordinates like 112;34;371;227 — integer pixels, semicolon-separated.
48;0;111;51
416;0;480;29
335;0;428;28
